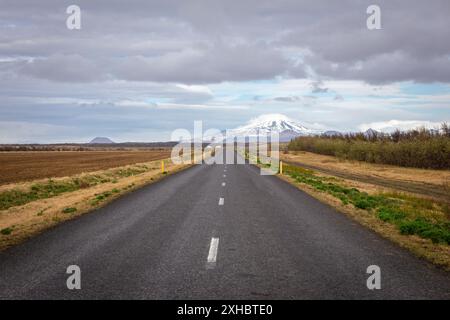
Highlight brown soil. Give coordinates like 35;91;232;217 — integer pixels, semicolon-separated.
0;150;171;185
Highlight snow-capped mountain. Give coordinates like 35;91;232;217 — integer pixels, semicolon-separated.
225;114;320;141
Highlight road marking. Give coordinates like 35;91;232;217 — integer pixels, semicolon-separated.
222;182;226;186
218;197;224;205
206;237;219;269
223;174;226;178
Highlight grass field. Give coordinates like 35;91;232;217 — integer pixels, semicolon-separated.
0;150;171;185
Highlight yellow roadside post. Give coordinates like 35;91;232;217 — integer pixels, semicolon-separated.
161;160;165;173
280;160;283;174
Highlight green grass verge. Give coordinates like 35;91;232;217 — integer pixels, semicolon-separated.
90;188;121;206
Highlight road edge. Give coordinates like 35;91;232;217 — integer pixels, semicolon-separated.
273;170;450;272
0;162;194;252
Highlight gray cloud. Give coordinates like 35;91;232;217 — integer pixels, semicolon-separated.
306;52;450;84
0;0;448;84
112;42;289;83
311;81;329;93
19;54;107;82
274;96;301;102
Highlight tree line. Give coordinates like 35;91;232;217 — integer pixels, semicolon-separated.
287;123;450;169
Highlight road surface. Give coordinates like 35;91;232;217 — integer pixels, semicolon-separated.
1;152;449;299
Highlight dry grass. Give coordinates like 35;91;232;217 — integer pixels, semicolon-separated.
0;159;190;251
283;151;450;185
282;151;450;202
0;150;171;185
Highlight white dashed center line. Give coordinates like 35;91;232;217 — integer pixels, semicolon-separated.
222;182;226;187
218;197;224;205
206;237;219;269
223;174;226;178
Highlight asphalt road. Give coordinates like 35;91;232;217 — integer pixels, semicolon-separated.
0;151;449;299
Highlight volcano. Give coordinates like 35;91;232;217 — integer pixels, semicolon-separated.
226;114;320;142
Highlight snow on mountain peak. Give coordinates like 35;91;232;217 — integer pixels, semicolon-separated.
228;114;313;137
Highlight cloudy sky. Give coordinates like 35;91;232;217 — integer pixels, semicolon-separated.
0;0;449;143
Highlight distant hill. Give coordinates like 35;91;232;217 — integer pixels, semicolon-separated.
363;128;380;138
89;137;115;144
